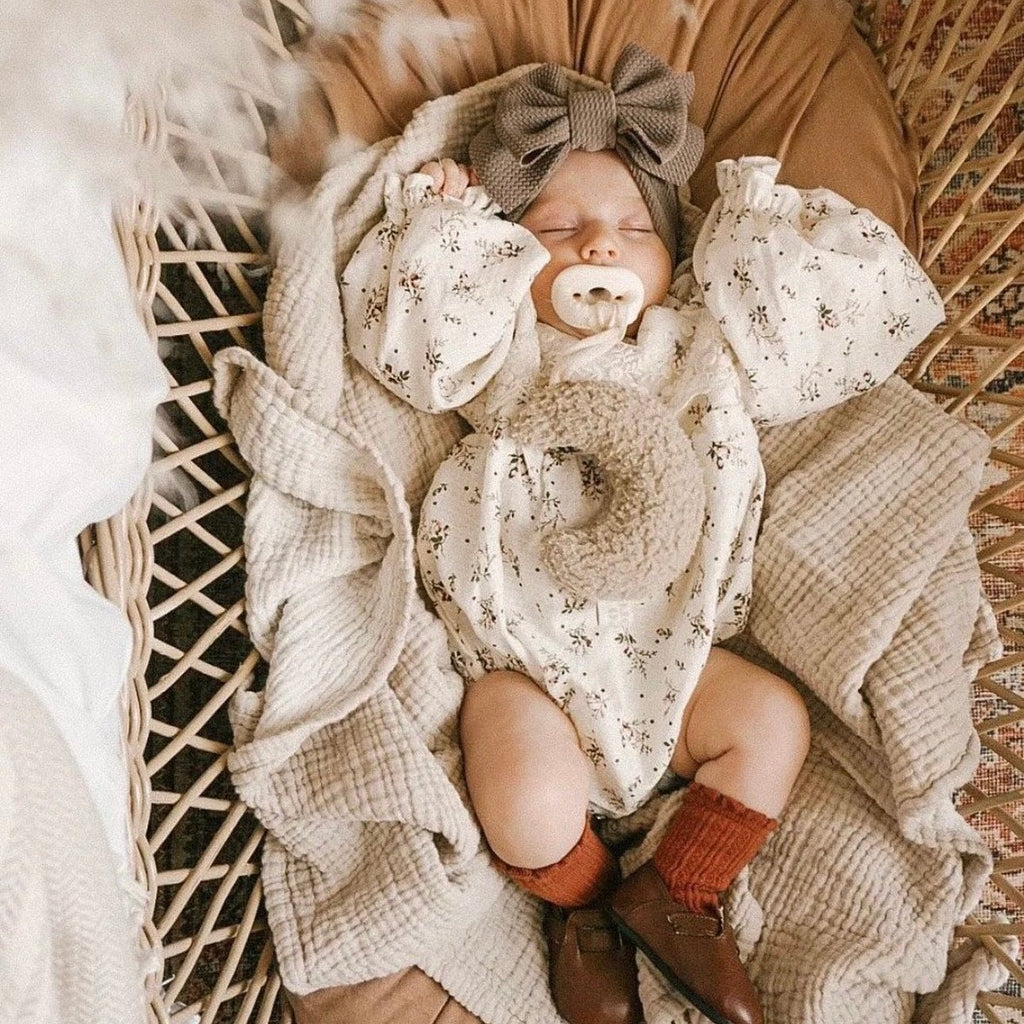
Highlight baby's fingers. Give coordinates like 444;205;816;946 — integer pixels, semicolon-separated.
439;158;470;198
418;160;445;192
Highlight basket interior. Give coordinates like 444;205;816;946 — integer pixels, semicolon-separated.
95;1;1023;1020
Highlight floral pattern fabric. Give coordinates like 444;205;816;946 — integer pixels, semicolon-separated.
341;157;944;816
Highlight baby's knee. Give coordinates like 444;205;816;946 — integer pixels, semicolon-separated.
704;654;810;767
478;764;591;868
459;671;593;868
752;671;811;766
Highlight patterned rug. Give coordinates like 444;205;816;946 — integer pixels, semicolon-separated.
873;1;1023;1018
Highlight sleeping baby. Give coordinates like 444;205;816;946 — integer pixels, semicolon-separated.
340;43;944;1024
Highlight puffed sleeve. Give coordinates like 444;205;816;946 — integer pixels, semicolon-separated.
340;171;550;413
692;157;945;425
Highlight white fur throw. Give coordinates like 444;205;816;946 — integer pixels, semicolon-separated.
211;74;1013;1024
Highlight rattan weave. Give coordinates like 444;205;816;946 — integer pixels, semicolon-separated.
84;1;1023;1020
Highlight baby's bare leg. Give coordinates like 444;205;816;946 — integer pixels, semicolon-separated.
671;647;810;818
610;647;798;1024
460;670;594;868
464;674;638;1024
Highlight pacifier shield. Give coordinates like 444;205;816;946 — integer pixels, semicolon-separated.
550;265;645;333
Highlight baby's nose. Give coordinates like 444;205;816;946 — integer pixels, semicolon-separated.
583;244;618;260
581;229;619;260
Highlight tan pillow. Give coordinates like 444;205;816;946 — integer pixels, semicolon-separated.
287;968;477;1024
280;2;920;1018
272;0;920;248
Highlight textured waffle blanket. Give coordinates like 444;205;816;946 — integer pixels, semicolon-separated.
212;73;1011;1024
0;673;144;1024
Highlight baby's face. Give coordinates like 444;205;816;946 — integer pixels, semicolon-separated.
517;150;673;338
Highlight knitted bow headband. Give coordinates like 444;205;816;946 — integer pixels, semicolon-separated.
470;43;704;261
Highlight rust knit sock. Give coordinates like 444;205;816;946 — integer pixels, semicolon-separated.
652;782;778;916
494;818;621;909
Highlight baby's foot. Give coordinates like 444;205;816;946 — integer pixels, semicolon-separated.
608;861;763;1024
544;903;643;1024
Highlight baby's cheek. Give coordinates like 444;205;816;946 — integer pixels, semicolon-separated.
529;268;559;324
529;275;548;313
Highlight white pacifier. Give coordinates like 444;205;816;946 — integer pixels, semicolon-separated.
550;264;646;334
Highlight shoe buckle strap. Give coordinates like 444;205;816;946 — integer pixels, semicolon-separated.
577;922;624;953
666;906;725;937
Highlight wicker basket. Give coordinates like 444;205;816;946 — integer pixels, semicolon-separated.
85;0;1022;1020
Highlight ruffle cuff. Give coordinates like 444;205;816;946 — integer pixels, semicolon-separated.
714;157;801;218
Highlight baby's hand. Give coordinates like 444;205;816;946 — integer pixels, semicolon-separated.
418;158;479;199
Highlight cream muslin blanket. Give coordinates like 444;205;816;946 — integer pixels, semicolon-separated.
212;73;1013;1024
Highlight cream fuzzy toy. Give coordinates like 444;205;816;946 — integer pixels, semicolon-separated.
508;378;704;602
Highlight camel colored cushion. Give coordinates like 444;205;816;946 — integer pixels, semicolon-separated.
272;0;920;248
280;1;919;1019
286;969;478;1024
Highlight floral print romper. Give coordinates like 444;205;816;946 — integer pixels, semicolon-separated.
341;156;944;817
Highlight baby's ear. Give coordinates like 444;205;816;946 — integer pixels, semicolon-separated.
468;167;481;186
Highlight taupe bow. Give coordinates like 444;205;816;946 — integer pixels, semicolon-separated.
470;43;704;226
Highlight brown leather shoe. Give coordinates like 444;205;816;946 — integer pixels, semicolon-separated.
544;904;644;1024
607;861;763;1024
